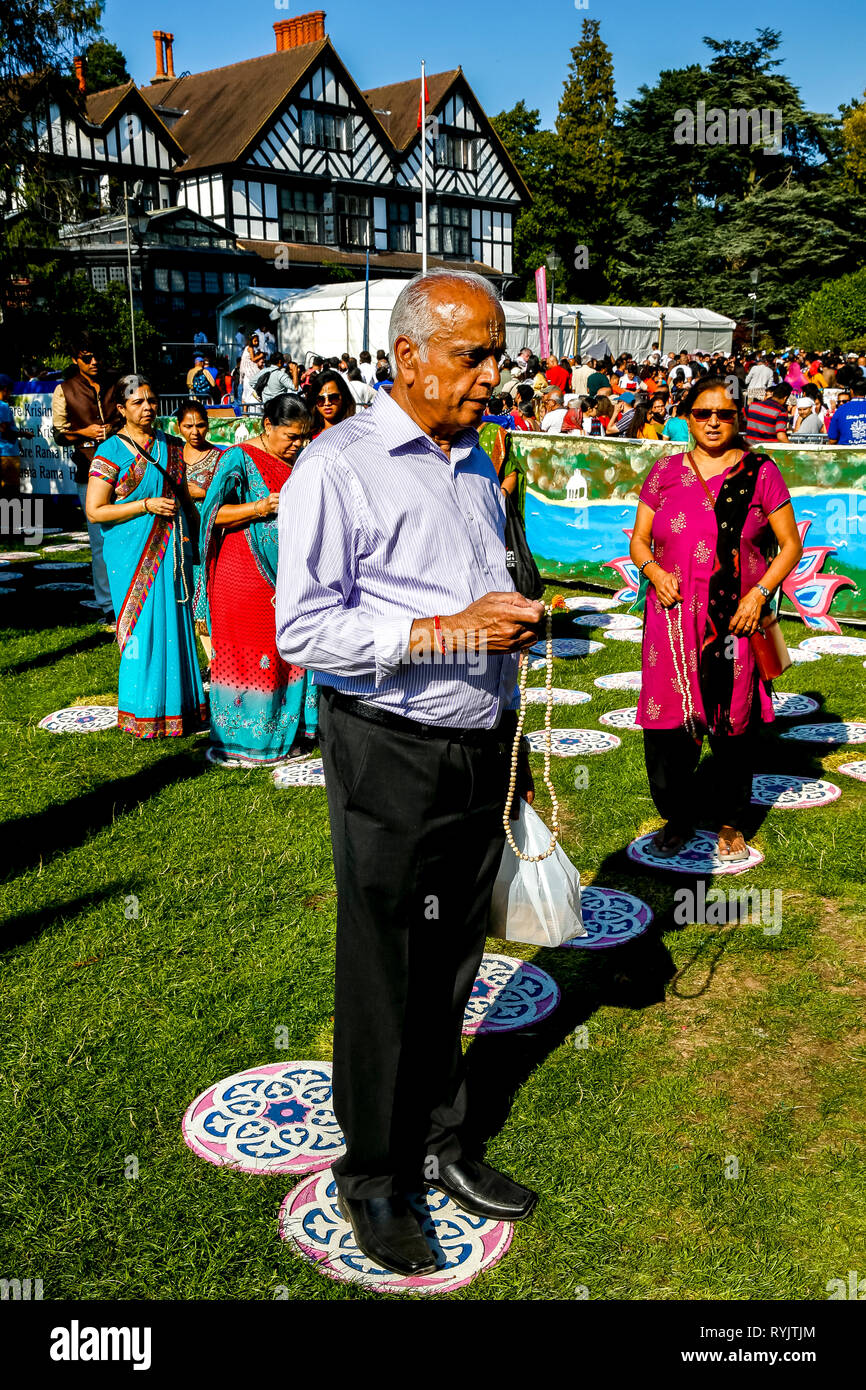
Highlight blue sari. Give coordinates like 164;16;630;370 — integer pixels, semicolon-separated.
91;431;207;738
196;441;318;765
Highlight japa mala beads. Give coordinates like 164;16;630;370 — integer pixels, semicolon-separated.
503;602;561;862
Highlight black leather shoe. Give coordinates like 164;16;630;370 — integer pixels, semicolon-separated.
426;1157;537;1222
335;1191;438;1277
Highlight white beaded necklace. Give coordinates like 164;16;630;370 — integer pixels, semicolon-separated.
665;603;699;738
503;604;561;862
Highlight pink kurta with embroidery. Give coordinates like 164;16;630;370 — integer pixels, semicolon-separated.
635;452;791;736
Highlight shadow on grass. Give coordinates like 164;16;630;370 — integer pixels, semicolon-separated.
0;879;135;952
0;630;115;676
0;749;208;881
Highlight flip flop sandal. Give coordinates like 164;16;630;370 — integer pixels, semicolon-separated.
652;827;691;857
717;836;750;863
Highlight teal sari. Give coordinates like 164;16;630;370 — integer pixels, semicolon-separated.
91;431;207;738
196;441;318;765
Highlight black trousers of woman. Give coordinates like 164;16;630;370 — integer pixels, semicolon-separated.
643;684;763;833
318;686;515;1202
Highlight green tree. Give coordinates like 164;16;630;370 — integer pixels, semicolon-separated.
83;39;130;91
788;266;866;351
613;28;860;339
491;102;586;302
556;17;621;300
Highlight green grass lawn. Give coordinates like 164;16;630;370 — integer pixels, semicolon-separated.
2;553;865;1301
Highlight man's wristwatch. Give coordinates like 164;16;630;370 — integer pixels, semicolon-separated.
756;584;772;600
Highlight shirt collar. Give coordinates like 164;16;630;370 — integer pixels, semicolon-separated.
372;384;480;460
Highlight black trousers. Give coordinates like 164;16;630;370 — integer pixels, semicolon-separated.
318;688;513;1200
643;692;762;832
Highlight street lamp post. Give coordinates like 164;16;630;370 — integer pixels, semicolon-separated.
749;269;759;352
546;250;562;359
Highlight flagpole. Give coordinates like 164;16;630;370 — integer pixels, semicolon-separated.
420;59;428;275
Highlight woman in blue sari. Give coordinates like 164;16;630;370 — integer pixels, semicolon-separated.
197;394;318;766
86;374;207;738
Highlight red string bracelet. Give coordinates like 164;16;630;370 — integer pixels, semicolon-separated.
433;614;447;654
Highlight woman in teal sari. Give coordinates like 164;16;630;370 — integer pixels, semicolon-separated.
86;375;207;738
197;393;318;766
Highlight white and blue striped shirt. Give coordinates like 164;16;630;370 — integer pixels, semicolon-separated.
275;387;519;729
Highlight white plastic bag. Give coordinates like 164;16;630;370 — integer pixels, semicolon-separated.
488;801;586;947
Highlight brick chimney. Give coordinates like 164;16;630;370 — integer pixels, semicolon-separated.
274;12;326;51
73;56;86;93
151;30;176;82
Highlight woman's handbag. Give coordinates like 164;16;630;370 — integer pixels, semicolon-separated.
503;488;545;601
489;607;586;947
750;612;792;680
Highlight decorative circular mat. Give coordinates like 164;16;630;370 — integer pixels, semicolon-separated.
0;588;16;596
563;885;653;949
750;774;841;808
273;758;327;787
464;954;561;1035
570;612;643;631
838;760;866;783
525;728;621;756
602;629;643;644
780;722;866;746
523;687;591;705
58;532;91;542
627;828;764;876
79;599;106;611
594;671;642;691
38;705;118;733
564;595;617;612
0;571;23;581
182;1060;344;1174
770;692;819;718
529;637;604;659
598;706;641;731
42;544;89;553
33;561;89;571
279;1169;513;1295
35;582;92;592
0;551;39;562
786;647;821;664
799;635;866;657
205;747;267;769
38;528;63;535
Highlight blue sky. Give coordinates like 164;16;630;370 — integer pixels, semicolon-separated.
103;0;866;127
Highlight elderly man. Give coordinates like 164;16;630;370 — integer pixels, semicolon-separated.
540;388;567;433
276;270;543;1277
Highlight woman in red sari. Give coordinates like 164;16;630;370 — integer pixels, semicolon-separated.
197;394;317;766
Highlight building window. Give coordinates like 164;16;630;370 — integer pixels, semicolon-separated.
204;271;220;295
231;180;279;241
238;273;251;289
337;193;371;248
300;107;348;151
188;271;202;295
171;269;185;293
387;201;414;252
154;267;169;292
222;271;236;295
91;266;108;291
109;265;126;284
429;203;470;257
280;188;322;244
172;295;185;314
435;133;476;170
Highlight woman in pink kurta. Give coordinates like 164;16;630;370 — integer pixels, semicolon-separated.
631;378;802;862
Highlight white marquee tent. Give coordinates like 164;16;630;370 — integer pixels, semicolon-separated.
218;280;736;364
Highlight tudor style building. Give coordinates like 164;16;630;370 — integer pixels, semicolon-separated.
14;14;530;339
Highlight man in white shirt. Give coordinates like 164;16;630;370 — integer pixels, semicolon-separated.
540;389;567;432
358;351;376;387
346;369;374;408
571;357;592;395
745;356;775;402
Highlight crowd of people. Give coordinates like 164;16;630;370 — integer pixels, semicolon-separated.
8;269;845;1277
478;345;866;447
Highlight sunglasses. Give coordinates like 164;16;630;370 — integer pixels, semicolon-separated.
78;352;96;363
691;408;738;422
316;393;342;405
